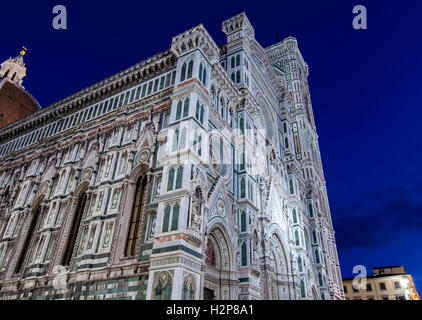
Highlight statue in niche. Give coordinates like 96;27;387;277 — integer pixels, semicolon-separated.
191;188;202;229
205;239;216;266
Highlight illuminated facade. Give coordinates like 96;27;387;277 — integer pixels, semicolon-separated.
343;266;420;300
0;13;343;300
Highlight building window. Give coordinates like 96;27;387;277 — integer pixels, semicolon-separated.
180;62;187;82
344;286;348;293
300;280;306;298
295;230;300;246
298;256;303;272
308;203;314;217
366;283;372;291
62;192;88;266
380;282;386;290
240;211;247;232
394;281;401;289
241;242;247;266
289;179;294;195
125;175;147;257
292;208;298;224
154;276;172;300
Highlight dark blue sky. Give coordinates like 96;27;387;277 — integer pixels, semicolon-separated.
2;1;421;293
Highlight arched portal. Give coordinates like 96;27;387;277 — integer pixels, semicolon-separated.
268;233;290;300
204;225;235;300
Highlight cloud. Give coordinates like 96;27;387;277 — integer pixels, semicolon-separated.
331;184;422;250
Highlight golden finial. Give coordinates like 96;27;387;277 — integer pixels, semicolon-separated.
20;46;27;56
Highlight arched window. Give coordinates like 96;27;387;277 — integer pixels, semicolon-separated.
172;129;179;152
14;205;43;274
154;282;163;300
240;178;245;198
62;192;88;266
239;118;244;135
240;211;247;232
153;278;172;300
236;54;240;66
182;282;187;300
187;60;193;79
188;283;194;300
300;280;306;298
195;101;200;120
231;56;235;68
180;63;187;82
241;242;247;266
162;205;171;233
236;71;240;83
308;203;314;217
167;168;175;191
125;175;147;257
176;101;182;120
312;230;317;244
199;63;203;82
179;128;186;150
175;167;183;189
318;273;324;287
171;202;179;231
289;179;294;195
292;208;298;224
202;69;207;86
11;72;17;81
183;98;189;117
295;230;300;246
231;73;235;82
298;256;303;272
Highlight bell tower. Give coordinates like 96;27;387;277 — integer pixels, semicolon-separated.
0;47;27;87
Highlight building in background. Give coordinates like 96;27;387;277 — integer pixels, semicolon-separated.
0;48;41;129
0;13;343;300
343;266;420;300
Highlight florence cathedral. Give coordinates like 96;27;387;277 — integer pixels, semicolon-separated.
0;13;344;300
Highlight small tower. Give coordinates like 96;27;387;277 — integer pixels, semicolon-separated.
0;47;27;87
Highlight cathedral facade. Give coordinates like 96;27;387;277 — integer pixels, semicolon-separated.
0;13;344;300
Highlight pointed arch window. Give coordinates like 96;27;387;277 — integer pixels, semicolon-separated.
300;280;306;298
241;242;247;266
162;205;171;233
176;101;182;120
236;71;240;83
172;129;179;152
298;256;303;272
14;205;44;274
125;175;147;257
171;202;179;231
167;168;175;191
175;167;183;189
62;192;88;266
240;211;247;232
183;98;190;117
187;60;193;79
295;230;300;246
292;208;298;224
180;62;187;82
308;203;314;217
240;177;246;198
289;179;294;195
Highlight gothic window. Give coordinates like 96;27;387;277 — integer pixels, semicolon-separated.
298;256;303;272
289;179;294;195
312;230;317;244
239;117;245;135
162;202;180;233
175;167;183;189
231;72;235;82
180;62;187;82
231;56;235;68
295;230;300;246
167;168;175;191
183;98;190;117
61;192;88;266
125;175;147;257
154;279;172;300
315;249;320;264
240;177;245;198
172;129;179;152
241;242;247;266
308;203;314;217
171;202;179;231
318;273;324;287
240;211;247;232
292;208;298;224
162;205;171;233
193;131;202;156
187;60;193;79
13;205;43;274
300;280;306;298
285;137;289;149
236;54;240;66
236;71;240;83
172;127;186;152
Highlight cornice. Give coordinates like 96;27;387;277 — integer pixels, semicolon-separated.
0;50;177;142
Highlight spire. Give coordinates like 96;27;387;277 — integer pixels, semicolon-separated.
0;47;28;86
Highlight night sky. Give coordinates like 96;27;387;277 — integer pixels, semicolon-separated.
1;1;421;292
